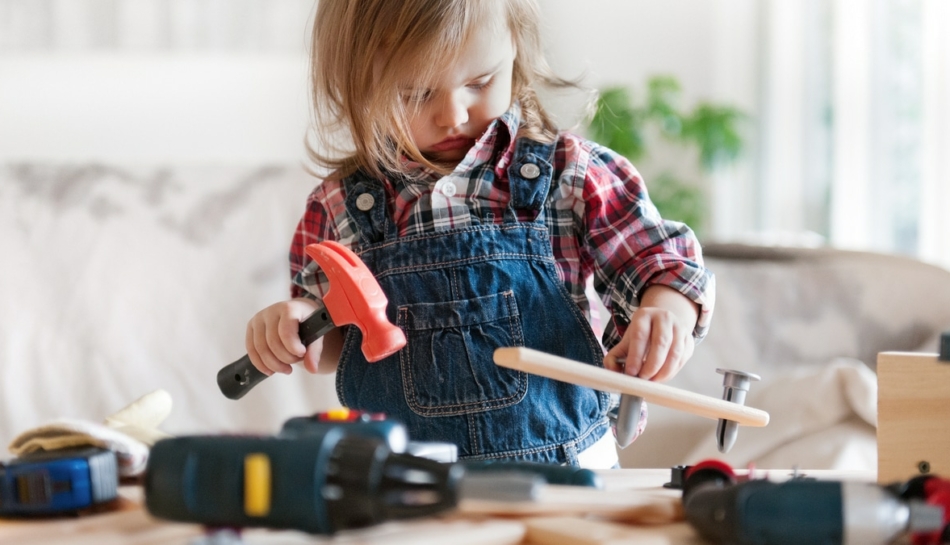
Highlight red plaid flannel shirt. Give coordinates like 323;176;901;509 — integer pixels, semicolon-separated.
289;103;714;348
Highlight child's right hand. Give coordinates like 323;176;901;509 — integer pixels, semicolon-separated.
246;298;323;376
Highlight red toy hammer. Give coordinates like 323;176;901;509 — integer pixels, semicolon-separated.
217;241;406;400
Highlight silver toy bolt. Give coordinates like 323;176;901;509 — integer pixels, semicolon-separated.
607;357;644;448
715;369;761;453
609;393;644;448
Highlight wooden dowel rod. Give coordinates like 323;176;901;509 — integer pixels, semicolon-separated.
493;347;769;427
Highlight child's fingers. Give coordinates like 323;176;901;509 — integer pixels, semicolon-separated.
622;312;654;376
277;312;307;358
603;346;626;373
638;314;675;380
254;320;293;375
652;334;686;382
249;320;288;375
263;320;300;374
245;325;273;377
663;334;696;381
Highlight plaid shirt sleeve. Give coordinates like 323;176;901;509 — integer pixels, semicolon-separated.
289;188;337;301
577;139;715;347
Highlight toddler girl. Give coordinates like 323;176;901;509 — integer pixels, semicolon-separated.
245;0;715;468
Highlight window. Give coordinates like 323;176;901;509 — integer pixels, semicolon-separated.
757;0;949;268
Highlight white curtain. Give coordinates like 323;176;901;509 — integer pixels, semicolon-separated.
756;0;950;269
832;0;950;271
919;0;950;270
829;0;872;251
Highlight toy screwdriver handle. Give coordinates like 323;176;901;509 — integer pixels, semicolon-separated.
217;306;336;400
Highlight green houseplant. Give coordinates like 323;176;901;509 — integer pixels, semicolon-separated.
586;76;746;238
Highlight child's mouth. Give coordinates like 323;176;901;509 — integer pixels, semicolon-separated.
429;136;475;152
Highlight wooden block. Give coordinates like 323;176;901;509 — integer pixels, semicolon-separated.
494;347;769;426
877;351;950;483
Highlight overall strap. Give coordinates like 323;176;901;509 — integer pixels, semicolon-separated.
341;173;398;247
504;137;558;224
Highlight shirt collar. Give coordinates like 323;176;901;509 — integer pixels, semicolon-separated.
402;101;522;182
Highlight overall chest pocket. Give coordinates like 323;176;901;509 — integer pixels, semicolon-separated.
397;291;528;417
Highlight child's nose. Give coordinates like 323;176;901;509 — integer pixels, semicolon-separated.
435;91;469;128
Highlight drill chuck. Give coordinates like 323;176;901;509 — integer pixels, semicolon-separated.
324;435;462;530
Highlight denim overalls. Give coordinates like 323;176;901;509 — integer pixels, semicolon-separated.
335;138;611;465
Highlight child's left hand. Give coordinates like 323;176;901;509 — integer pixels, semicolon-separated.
603;285;699;382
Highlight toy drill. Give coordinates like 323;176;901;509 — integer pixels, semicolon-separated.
0;447;118;516
887;474;950;544
144;411;600;534
681;459;946;545
145;416;459;535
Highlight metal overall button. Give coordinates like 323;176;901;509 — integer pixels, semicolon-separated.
356;193;375;211
519;163;541;179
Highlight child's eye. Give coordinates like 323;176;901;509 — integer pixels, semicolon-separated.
467;77;494;91
401;89;432;104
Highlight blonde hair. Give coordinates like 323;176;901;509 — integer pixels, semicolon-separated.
307;0;578;179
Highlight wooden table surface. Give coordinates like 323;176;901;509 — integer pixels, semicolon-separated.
0;469;877;545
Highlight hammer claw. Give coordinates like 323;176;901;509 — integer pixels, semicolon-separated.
306;241;406;362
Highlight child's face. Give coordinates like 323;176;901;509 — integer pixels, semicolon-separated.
402;23;515;167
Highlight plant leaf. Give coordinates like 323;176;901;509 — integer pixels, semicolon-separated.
682;103;746;169
589;87;646;161
646;76;683;137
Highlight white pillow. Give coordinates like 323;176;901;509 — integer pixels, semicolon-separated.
682;357;877;471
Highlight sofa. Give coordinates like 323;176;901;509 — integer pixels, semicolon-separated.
0;164;337;446
618;242;950;471
4;163;950;471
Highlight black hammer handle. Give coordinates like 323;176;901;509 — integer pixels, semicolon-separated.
217;306;336;400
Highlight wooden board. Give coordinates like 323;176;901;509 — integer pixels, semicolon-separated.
523;517;705;545
265;519;527;545
458;485;682;524
0;491;204;545
494;347;769;426
877;351;950;483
